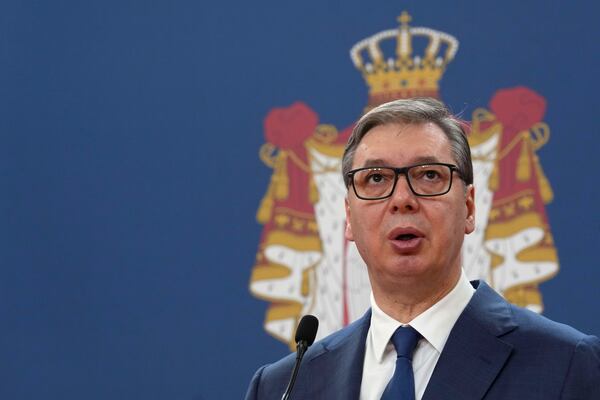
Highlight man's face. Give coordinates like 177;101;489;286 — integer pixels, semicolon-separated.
344;122;475;293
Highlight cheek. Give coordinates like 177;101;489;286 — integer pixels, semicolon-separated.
348;213;369;243
450;208;471;245
347;206;382;247
428;202;465;240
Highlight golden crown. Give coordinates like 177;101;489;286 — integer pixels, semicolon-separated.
351;11;459;109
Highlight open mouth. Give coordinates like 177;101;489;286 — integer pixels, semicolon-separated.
389;230;423;252
396;233;418;241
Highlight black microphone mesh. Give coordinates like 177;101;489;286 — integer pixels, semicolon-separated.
295;315;319;345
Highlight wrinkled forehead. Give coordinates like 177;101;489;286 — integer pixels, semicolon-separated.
352;122;453;168
359;121;446;140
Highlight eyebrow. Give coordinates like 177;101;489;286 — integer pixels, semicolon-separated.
360;156;442;168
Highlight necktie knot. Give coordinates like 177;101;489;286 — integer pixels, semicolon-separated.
390;326;421;360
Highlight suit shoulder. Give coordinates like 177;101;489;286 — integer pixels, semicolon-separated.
508;303;598;347
248;312;370;394
244;352;296;400
245;314;370;399
314;312;371;350
471;281;597;347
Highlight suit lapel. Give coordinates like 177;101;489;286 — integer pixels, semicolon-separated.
301;312;371;400
422;281;517;400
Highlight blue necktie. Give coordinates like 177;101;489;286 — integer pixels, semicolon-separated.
380;326;422;400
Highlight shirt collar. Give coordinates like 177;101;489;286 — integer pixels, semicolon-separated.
369;269;475;362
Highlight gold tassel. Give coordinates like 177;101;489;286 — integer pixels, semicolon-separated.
309;176;319;204
534;155;554;203
488;161;499;191
516;133;532;182
273;151;289;200
256;184;274;224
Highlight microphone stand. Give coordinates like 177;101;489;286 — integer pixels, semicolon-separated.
281;340;309;400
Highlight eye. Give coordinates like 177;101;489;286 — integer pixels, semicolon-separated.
411;165;447;183
368;172;385;183
356;168;394;186
424;169;440;180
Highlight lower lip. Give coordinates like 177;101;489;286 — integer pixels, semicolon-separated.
389;237;423;252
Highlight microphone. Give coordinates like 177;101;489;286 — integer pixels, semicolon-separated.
281;315;319;400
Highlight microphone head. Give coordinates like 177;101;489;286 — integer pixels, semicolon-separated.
295;315;319;346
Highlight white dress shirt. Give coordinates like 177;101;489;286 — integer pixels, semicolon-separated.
359;270;475;400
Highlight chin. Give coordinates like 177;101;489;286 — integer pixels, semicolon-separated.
384;260;430;279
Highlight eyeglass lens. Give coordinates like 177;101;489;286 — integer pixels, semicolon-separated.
352;164;453;198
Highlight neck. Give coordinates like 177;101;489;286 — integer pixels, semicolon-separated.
371;267;461;323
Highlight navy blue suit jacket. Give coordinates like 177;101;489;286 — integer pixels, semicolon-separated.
245;281;600;399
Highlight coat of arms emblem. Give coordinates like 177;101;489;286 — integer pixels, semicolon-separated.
249;12;558;348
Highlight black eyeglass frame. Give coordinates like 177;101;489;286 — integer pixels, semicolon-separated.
346;162;463;200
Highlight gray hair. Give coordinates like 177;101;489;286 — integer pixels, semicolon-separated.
341;97;473;187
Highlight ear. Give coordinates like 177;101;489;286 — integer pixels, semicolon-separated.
344;197;355;241
464;184;476;235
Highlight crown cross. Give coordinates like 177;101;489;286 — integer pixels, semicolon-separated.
398;11;412;26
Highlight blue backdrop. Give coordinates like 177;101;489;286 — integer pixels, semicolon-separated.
3;1;599;399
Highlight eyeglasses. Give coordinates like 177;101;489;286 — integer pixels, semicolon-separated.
347;163;462;200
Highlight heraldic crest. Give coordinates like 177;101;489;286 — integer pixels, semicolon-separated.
250;12;559;349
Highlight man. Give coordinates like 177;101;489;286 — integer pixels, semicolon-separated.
245;98;600;399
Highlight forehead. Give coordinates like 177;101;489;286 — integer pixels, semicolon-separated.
353;122;452;167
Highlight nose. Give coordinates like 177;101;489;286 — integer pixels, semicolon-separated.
389;174;419;213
